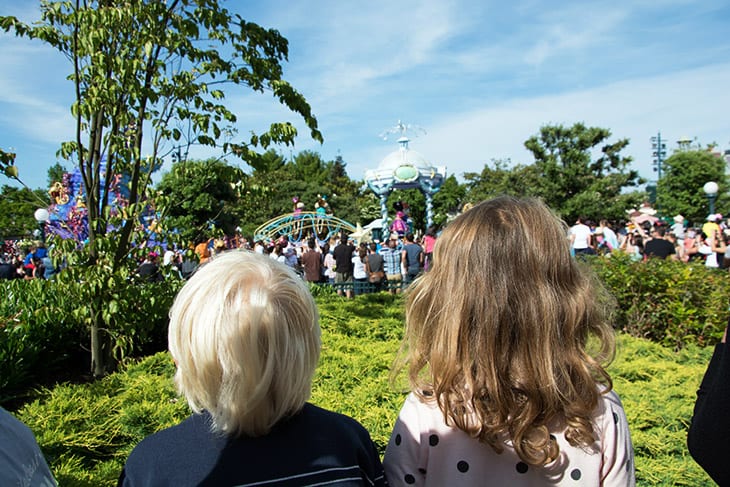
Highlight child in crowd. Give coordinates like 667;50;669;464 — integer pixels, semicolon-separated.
119;251;386;486
384;196;634;486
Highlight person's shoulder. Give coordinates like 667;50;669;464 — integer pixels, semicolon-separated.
125;414;204;463
592;387;629;429
301;403;372;439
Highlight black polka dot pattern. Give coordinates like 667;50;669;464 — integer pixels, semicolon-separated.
571;468;582;480
395;434;402;446
457;460;469;473
429;434;439;446
418;468;427;474
404;473;415;484
516;462;529;474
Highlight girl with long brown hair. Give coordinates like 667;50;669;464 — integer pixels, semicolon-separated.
384;196;634;486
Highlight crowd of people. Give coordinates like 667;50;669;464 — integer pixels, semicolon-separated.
181;229;436;297
569;212;730;267
8;206;727;289
0;241;54;280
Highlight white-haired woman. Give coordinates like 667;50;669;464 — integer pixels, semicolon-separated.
119;251;386;486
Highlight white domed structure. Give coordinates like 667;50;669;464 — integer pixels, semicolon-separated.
365;131;446;234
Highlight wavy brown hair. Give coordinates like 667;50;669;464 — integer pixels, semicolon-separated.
400;196;616;466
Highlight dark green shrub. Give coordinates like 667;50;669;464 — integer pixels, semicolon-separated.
0;276;183;405
0;279;84;404
588;253;730;348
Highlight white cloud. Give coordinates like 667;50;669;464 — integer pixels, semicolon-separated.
382;63;730;183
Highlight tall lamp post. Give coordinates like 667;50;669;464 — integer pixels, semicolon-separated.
34;208;49;244
651;132;667;180
703;181;719;217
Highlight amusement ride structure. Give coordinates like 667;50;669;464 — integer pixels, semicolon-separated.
253;210;356;244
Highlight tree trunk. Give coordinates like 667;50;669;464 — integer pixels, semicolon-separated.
89;310;108;378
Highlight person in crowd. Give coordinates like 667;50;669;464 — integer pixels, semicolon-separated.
300;238;322;283
352;246;369;295
698;230;727;269
666;233;684;262
136;252;163;282
384;196;634;486
23;245;37;278
365;242;386;292
333;233;355;298
422;227;437;271
643;227;676;260
688;317;730;485
569;215;594;256
162;249;184;279
253;240;265;254
194;237;212;265
597;220;619;254
0;258;21;280
0;406;56;486
31;256;46;280
322;246;337;285
390;211;408;237
283;246;300;273
380;234;402;294
683;229;700;263
702;214;722;242
671;215;686;246
401;233;423;285
118;251;386;486
619;230;643;261
34;242;48;260
270;244;286;265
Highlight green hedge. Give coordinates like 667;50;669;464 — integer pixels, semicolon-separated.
589;253;730;348
0;276;182;404
11;293;716;486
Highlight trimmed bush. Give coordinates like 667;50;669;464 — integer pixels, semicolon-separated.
0;276;182;404
588;253;730;348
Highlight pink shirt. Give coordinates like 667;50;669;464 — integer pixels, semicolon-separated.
384;391;634;486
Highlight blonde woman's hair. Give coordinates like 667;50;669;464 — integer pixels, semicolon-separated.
168;250;320;437
400;196;616;466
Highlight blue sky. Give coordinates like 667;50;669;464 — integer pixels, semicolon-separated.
1;0;729;192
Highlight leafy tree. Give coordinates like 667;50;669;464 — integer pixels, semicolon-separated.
1;0;321;376
463;158;539;203
0;185;49;239
656;149;729;225
235;150;365;233
322;155;363;225
46;162;67;187
431;174;466;228
524;123;645;221
248;148;287;174
156;158;243;243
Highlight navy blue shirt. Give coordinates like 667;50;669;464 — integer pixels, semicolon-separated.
119;403;387;486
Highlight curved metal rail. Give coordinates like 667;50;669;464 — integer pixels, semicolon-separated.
254;212;356;243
